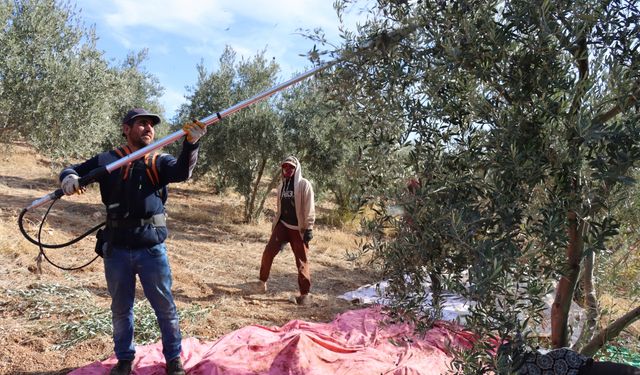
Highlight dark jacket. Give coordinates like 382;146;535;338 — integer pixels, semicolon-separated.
59;140;199;248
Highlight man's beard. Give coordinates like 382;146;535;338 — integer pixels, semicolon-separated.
133;135;153;149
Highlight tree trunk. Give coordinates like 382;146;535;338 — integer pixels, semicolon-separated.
245;157;267;223
551;210;584;348
581;305;640;356
254;168;281;224
572;250;599;352
333;188;347;213
429;270;443;318
551;30;589;349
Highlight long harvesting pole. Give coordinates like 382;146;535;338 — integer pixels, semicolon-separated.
21;22;419;212
22;62;335;212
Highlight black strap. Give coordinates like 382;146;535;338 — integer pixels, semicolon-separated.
106;213;167;229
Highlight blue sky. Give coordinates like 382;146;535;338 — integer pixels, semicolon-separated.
77;1;370;119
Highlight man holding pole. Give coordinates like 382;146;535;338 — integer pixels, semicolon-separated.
59;108;206;375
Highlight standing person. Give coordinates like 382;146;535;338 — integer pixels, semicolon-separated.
258;156;315;305
59;108;207;375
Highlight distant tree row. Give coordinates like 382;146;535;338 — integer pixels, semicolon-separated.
0;0;164;162
0;0;377;224
174;47;379;223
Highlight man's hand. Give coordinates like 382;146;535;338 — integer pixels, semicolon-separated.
303;229;313;245
183;119;207;144
61;174;84;195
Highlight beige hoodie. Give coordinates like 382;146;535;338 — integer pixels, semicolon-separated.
272;156;315;238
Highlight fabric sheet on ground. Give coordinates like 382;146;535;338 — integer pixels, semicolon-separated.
338;279;585;343
70;306;473;375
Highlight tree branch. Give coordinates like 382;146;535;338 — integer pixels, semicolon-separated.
581;304;640;356
591;81;640;126
569;36;589;117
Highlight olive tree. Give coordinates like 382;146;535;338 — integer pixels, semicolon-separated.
276;76;404;223
177;46;282;223
324;0;640;371
0;0;164;161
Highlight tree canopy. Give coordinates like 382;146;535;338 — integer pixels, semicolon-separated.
176;46;284;223
325;0;639;371
0;0;164;161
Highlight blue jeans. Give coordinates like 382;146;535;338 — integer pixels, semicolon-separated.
104;243;182;361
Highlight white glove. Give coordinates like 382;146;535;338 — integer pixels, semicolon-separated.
61;174;83;195
183;120;207;144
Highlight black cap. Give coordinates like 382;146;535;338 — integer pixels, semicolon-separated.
122;108;161;125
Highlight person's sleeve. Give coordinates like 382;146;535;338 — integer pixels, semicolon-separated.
158;140;200;184
305;180;315;229
59;155;100;182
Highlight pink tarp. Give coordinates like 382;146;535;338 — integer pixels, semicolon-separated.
70;307;474;375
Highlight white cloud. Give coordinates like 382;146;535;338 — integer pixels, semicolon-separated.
100;0;359;46
98;0;341;74
224;0;338;32
105;0;234;36
78;0;372;118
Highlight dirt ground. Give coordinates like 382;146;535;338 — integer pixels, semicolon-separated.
0;143;379;375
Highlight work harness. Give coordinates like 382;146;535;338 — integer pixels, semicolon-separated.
106;145;167;229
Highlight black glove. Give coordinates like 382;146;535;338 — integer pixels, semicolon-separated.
303;229;313;245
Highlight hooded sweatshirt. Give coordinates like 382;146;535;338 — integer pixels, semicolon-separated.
273;156;315;238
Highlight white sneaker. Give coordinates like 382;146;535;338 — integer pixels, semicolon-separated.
295;294;311;305
254;281;267;294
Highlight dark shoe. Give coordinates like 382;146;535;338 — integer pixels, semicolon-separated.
166;357;186;375
109;359;133;375
295;294;311;305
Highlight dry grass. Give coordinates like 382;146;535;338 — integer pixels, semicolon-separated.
0;143;379;374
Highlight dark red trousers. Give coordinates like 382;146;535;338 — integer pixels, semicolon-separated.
259;221;311;295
